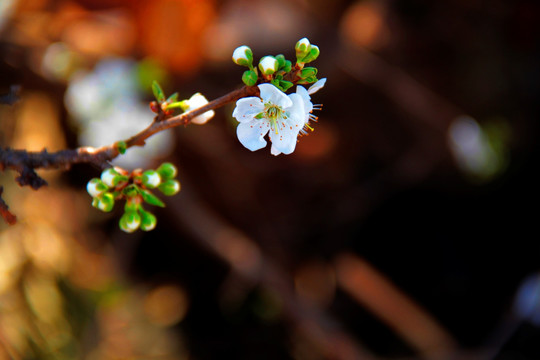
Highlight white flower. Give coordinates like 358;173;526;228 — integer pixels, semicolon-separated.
185;93;215;125
295;78;326;136
232;83;306;155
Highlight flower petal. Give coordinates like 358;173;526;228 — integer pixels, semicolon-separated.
296;85;313;115
270;145;282;156
232;97;264;123
307;78;326;95
286;93;307;128
236;120;270;151
258;83;292;108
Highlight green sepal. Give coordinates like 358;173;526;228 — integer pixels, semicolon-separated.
275;54;286;69
164;100;187;110
300;67;317;79
157;162;177;180
279;80;294;91
282;60;292;73
115;141;127;154
242;70;258;86
254;113;264;119
140;189;165;207
297;76;318;85
152;80;166;102
300;45;320;64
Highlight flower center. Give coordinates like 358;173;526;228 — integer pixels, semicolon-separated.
255;102;287;134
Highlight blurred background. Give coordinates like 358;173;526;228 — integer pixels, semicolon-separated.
0;0;539;359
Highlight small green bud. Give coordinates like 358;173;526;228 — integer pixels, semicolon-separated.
119;211;141;233
156;162;177;180
152;80;166;102
279;80;294;91
142;170;161;189
140;189;165;207
139;208;157;231
232;45;254;66
115;141;127;155
258;56;278;75
242;70;258;86
96;192;115;212
295;38;311;59
158;179;181;196
87;178;108;197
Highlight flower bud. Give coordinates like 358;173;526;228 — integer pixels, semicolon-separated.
101;168;121;188
158;179;181;196
258;56;278;75
185;93;215;125
142;170;161;188
119;211;141;233
232;45;253;66
87;178;108;197
96;192;115;212
157;162;177;180
295;38;311;59
242;70;258;86
139;208;157;231
300;45;320;63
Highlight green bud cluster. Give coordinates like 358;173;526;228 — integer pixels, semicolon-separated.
86;162;181;233
231;37;321;91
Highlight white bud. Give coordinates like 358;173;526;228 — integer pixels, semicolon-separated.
87;179;105;197
232;45;253;66
142;170;161;188
296;38;311;52
186;93;215;125
101;168;119;188
258;56;278;75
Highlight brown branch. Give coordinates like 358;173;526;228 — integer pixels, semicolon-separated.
0;187;16;225
0;85;260;224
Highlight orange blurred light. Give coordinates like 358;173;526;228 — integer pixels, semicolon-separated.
143;284;189;327
340;1;389;50
136;0;216;74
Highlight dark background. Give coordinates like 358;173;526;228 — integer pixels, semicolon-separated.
1;0;539;359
